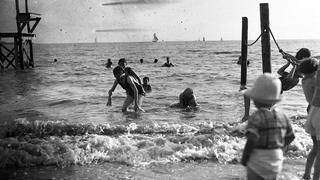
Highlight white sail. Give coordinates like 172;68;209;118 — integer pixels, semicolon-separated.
152;33;158;42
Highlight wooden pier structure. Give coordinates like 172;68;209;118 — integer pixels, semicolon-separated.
0;0;41;69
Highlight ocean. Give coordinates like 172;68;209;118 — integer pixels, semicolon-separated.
0;40;320;179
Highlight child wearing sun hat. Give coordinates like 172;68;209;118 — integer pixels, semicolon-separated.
241;73;295;180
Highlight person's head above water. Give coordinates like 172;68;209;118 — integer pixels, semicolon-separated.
182;88;194;98
143;76;149;84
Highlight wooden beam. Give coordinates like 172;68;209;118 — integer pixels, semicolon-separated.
0;33;35;37
260;3;271;73
14;37;19;68
17;37;24;69
15;0;20;14
240;17;248;89
0;40;3;69
25;0;29;13
28;39;34;67
30;18;41;33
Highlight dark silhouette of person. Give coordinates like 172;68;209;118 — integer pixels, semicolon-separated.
106;58;112;68
162;57;174;67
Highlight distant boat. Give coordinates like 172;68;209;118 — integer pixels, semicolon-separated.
152;33;158;42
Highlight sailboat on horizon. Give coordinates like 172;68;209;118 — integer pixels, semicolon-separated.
152;33;158;42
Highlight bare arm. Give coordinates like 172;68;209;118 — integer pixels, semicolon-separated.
241;132;258;166
277;61;291;76
107;79;118;106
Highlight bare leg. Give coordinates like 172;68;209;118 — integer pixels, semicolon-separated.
312;140;320;180
241;96;250;122
247;167;264;180
303;136;317;180
122;95;133;112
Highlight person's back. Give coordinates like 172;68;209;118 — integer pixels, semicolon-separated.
298;58;318;111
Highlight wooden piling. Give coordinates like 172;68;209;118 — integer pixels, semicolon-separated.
260;3;271;73
240;17;248;89
0;38;3;69
28;39;34;67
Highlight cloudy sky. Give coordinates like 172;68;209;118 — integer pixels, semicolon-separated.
1;0;320;43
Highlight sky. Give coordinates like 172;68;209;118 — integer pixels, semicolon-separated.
1;0;320;43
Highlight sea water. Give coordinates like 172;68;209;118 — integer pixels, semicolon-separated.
0;40;320;179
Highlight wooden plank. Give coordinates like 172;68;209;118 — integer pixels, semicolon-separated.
17;13;31;22
0;33;35;37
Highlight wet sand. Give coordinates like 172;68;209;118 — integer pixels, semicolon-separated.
0;159;306;180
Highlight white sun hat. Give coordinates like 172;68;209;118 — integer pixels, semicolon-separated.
244;73;282;104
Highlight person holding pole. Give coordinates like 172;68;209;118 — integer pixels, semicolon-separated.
277;48;311;93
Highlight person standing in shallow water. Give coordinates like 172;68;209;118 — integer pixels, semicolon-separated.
107;66;145;112
301;58;320;180
162;57;174;67
241;73;295;180
107;58;143;106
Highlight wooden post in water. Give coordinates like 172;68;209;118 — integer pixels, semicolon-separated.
260;3;271;73
0;38;3;69
240;17;248;90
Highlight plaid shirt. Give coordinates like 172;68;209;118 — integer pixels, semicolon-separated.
246;108;294;149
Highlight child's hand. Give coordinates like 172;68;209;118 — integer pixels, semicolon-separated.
241;114;250;122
